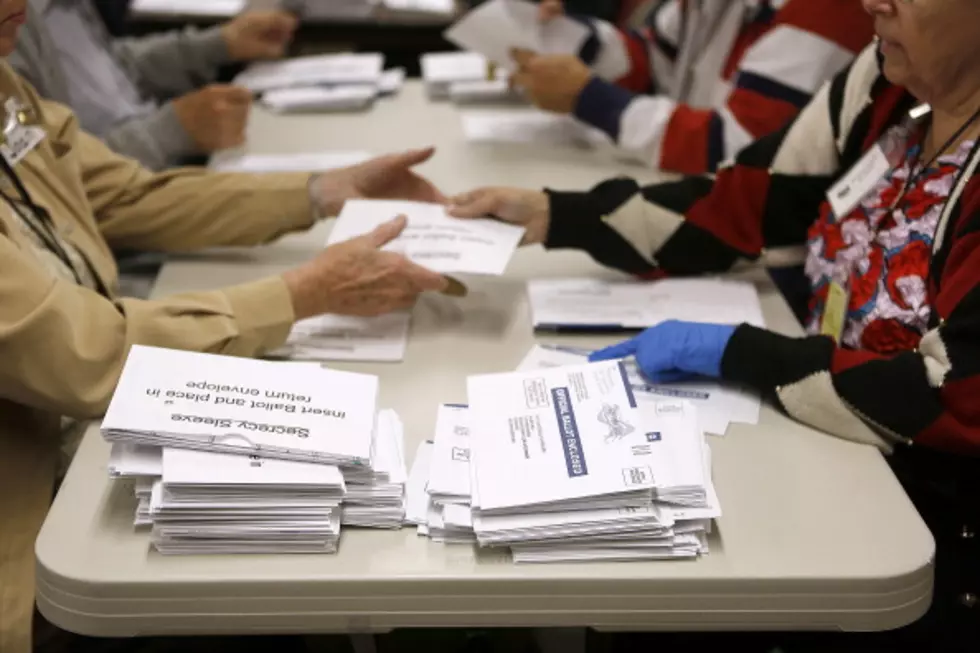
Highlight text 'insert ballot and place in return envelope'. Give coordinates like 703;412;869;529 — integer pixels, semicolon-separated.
328;200;524;276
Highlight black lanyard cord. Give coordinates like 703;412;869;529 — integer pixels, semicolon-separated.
0;154;84;285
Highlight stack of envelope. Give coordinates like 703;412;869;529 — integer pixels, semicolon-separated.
340;410;408;528
407;358;721;563
149;448;345;555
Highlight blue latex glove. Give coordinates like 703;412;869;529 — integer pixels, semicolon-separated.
589;320;738;383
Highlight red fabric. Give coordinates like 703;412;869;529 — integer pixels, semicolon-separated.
659;105;712;174
772;0;875;54
614;29;654;93
726;86;801;138
685;165;769;255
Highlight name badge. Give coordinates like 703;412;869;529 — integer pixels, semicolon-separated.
819;280;850;344
0;96;45;167
826;144;891;219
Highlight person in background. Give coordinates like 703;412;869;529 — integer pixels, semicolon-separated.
0;1;448;649
8;0;298;170
515;0;873;175
452;0;980;649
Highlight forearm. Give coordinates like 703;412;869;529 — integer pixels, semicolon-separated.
113;26;230;98
103;104;198;171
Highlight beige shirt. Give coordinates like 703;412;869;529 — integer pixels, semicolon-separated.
0;63;315;653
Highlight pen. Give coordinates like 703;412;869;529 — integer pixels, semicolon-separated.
534;323;641;334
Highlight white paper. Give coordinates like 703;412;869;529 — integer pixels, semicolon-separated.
383;0;454;15
528;277;766;330
102;346;379;466
449;79;519;104
518;344;760;436
444;0;588;69
236;53;384;93
461;109;606;147
327;199;525;276
270;312;411;362
108;443;162;478
426;404;472;502
209;151;371;173
131;0;245;16
378;68;407;95
467;360;655;512
421;52;492;85
262;86;377;113
404;441;433;525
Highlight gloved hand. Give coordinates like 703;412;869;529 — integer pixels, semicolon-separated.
589;320;738;383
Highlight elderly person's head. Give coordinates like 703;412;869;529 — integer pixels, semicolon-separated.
865;0;980;109
0;1;26;55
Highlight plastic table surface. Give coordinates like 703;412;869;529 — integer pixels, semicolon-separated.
35;82;935;637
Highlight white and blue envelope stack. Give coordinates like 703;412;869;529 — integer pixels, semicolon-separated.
408;353;721;563
102;346;407;554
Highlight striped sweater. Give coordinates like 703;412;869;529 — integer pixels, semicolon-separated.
545;44;980;456
572;0;873;174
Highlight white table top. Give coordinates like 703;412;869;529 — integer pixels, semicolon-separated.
35;82;935;637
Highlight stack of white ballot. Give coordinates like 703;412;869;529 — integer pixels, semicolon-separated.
340;409;408;528
234;53;403;113
102;347;410;553
409;358;721;562
420;52;516;103
131;0;245;17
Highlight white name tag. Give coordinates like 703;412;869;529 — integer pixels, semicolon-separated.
826;145;891;219
1;123;44;167
0;96;45;167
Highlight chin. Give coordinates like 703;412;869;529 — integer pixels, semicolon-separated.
880;57;911;88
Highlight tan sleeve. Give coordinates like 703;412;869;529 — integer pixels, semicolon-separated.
0;234;294;419
39;97;318;252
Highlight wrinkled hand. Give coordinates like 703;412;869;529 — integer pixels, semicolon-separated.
538;0;564;21
510;48;592;114
589;320;738;383
222;10;298;61
448;187;550;245
282;216;449;319
311;148;445;217
171;84;252;152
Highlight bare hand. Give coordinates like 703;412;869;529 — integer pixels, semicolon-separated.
171;85;252;152
282;216;449;320
311;148;446;217
448;187;550;246
510;49;592;115
538;0;564;21
222;10;298;61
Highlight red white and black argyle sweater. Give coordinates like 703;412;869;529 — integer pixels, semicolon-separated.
545;45;980;456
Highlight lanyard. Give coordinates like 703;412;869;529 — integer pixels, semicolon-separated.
890;103;980;210
0;149;86;286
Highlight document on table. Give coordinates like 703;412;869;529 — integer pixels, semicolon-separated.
528;277;766;330
427;404;472;503
209;151;371;173
235;53;384;93
445;0;590;69
269;312;411;363
461;109;607;148
327;199;525;276
378;68;406;95
518;344;760;436
261;86;377;113
131;0;244;16
467;360;656;512
383;0;455;15
102;346;379;466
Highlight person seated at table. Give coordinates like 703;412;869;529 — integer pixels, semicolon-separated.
0;5;449;651
7;0;298;170
514;0;873;175
451;0;980;649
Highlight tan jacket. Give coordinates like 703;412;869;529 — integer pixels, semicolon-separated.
0;62;313;653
